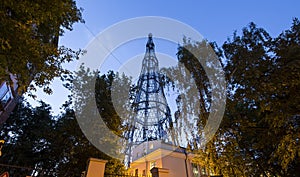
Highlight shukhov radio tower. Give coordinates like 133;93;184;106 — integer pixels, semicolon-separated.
125;33;174;165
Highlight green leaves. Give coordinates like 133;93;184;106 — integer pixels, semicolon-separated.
0;98;126;176
0;0;84;96
217;19;300;176
180;19;300;176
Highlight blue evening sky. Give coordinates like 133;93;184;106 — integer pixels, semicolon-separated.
27;0;300;114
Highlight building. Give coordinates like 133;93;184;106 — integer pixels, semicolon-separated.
0;74;19;124
129;140;209;177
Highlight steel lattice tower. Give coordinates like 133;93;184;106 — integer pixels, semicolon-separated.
125;33;173;165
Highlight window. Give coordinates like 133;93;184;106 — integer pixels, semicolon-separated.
135;169;138;177
142;169;146;176
0;83;13;109
149;143;154;149
150;161;156;169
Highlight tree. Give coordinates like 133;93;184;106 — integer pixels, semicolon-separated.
0;0;84;95
0;66;132;176
52;105;126;176
70;65;134;166
171;19;299;176
61;66;131;175
189;19;300;176
164;39;225;176
219;19;300;176
0;99;55;176
0;99;126;176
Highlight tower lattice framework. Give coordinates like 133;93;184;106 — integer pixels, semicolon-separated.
125;33;174;165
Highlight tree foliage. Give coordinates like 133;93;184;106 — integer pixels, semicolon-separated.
70;66;132;162
0;0;84;95
0;69;129;176
180;18;300;176
221;18;299;176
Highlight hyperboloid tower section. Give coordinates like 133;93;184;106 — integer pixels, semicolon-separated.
125;33;174;165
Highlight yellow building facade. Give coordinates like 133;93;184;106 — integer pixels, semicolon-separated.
129;140;208;177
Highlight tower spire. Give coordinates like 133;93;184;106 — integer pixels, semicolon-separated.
146;33;154;52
